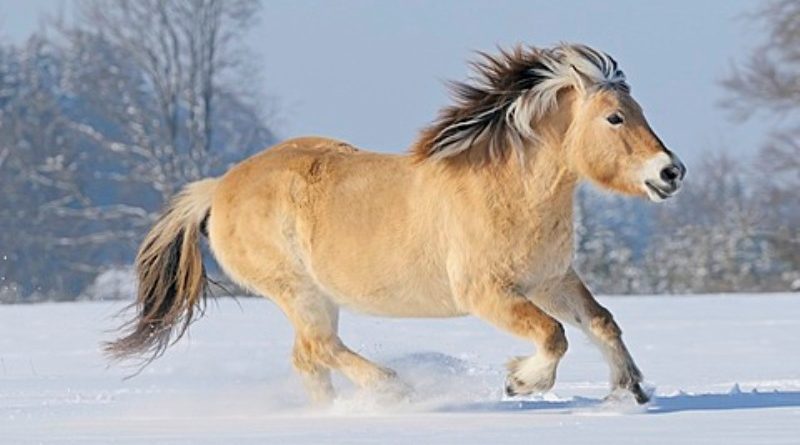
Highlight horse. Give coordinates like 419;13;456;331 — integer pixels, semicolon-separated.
107;43;685;406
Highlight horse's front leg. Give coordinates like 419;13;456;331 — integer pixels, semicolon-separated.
462;282;568;396
553;269;649;404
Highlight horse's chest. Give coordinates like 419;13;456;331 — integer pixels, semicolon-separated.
518;223;573;282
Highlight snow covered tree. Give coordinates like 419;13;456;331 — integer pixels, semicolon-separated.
0;36;91;300
643;153;789;293
574;186;651;295
721;0;800;290
0;2;276;301
62;0;269;206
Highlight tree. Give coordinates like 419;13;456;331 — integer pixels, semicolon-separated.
721;0;800;290
0;1;276;301
642;153;780;293
0;36;90;300
574;187;650;295
64;0;267;203
575;148;794;295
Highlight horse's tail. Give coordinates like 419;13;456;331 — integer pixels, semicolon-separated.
105;178;218;364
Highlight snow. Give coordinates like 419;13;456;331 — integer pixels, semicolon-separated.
1;294;799;444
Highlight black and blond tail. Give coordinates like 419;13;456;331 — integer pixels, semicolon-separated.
105;178;218;364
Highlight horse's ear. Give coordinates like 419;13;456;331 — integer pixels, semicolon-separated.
570;64;593;95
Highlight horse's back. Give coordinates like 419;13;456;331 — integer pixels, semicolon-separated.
218;136;408;189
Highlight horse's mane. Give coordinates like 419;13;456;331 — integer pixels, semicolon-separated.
412;43;628;163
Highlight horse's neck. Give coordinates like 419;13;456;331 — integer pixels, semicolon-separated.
416;99;580;236
473;136;578;210
515;93;579;210
518;144;577;208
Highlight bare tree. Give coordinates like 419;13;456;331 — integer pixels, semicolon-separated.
54;0;272;292
0;36;95;300
721;0;800;120
643;153;778;293
1;1;275;301
63;0;263;202
721;0;800;289
574;187;648;295
575;148;795;295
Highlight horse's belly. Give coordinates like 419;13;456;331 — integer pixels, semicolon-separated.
311;261;465;318
336;288;467;318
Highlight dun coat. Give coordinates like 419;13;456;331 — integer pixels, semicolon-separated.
107;43;686;405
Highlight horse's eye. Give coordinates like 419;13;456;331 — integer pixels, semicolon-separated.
606;113;624;125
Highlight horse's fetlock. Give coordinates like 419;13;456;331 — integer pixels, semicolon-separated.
545;322;568;357
612;360;643;389
591;310;621;339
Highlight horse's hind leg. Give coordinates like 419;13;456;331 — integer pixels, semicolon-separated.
292;337;335;405
266;280;337;405
261;280;400;404
545;269;649;404
463;284;568;396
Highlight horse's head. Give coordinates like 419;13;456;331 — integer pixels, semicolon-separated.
413;43;685;202
565;68;685;202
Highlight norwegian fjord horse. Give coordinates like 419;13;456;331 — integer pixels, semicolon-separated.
108;44;685;405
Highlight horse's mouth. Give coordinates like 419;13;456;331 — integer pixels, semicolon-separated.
645;180;674;201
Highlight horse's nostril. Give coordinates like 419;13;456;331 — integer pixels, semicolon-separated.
660;165;680;183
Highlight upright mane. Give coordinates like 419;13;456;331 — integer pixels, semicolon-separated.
412;43;628;163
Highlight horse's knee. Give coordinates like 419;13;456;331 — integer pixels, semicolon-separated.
589;306;622;341
543;321;568;358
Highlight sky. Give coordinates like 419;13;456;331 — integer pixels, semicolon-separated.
0;0;770;165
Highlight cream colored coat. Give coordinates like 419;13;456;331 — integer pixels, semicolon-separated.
108;45;685;406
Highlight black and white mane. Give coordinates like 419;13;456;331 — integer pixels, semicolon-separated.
413;43;629;162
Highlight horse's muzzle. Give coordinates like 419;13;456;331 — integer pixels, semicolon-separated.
645;154;685;202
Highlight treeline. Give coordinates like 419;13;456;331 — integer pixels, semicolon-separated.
1;0;275;302
577;0;800;295
574;152;798;294
1;1;798;302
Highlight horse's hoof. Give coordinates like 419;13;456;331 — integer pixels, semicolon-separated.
504;373;555;397
504;356;556;397
604;383;652;405
505;381;520;397
630;382;651;405
373;375;413;403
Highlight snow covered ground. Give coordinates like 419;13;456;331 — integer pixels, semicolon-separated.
1;294;799;444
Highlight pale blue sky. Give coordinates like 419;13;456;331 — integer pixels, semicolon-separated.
1;0;769;164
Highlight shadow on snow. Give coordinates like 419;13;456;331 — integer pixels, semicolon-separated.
383;352;800;416
435;390;800;415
